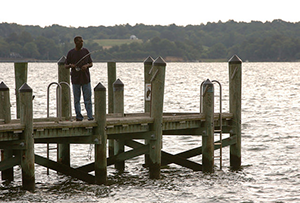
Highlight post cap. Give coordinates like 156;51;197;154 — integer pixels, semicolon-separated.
19;83;32;92
154;56;166;66
203;79;214;93
94;82;106;91
57;56;66;65
144;56;154;65
203;79;213;86
229;55;242;64
113;78;124;91
0;82;9;91
113;78;124;87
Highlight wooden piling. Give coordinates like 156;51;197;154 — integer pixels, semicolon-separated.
107;62;116;157
57;56;70;167
0;82;13;181
94;82;107;184
14;61;28;119
19;83;35;191
149;57;166;179
144;56;154;112
202;79;215;173
0;82;11;124
144;56;154;167
228;55;242;170
113;79;125;171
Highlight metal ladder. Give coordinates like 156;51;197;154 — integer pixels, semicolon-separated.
46;82;72;174
200;80;223;169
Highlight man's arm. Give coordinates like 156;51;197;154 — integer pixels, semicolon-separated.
65;64;75;69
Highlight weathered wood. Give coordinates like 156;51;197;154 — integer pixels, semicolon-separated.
14;62;28;119
125;140;202;171
113;79;125;171
0;82;11;124
229;55;242;170
161;136;237;165
19;83;35;191
149;57;166;179
144;56;153;113
35;154;94;183
108;62;116;158
144;57;153;167
57;56;71;167
0;82;14;181
94;83;107;184
202;79;214;173
0;155;20;171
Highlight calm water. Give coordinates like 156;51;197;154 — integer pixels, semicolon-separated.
0;62;300;202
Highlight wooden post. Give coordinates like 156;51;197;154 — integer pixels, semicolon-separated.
0;82;11;124
113;79;125;171
94;82;107;184
202;79;214;173
0;82;13;182
107;62;116;157
57;56;70;167
144;56;154;113
144;56;154;167
149;56;166;179
14;61;28;119
19;83;35;191
228;55;242;170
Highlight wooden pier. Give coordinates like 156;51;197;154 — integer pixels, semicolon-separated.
0;55;242;191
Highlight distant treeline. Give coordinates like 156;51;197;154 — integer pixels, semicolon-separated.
1;19;300;62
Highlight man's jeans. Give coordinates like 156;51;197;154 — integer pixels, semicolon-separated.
72;83;93;120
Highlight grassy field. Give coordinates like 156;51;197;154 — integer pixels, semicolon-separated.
88;39;143;49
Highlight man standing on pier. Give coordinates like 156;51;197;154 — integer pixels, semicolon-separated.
65;36;94;121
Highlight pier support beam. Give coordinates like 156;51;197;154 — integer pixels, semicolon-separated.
107;62;116;157
19;83;35;191
57;56;70;167
113;79;125;172
202;79;214;173
144;56;154;167
94;83;107;184
0;82;13;182
149;57;166;179
228;55;242;170
14;61;28;119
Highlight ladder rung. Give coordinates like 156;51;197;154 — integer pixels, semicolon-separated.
214;142;222;146
214;156;222;159
214;130;221;133
48;148;57;150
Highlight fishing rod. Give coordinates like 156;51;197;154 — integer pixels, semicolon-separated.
74;50;98;71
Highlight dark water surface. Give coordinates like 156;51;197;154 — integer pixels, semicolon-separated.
0;62;300;202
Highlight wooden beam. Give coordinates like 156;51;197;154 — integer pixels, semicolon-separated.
161;151;202;171
34;136;93;144
0;155;20;171
35;154;94;184
0;140;26;149
115;145;149;162
125;140;202;171
161;136;237;165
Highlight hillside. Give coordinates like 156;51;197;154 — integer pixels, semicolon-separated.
1;20;300;62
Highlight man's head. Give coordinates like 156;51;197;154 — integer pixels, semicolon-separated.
74;36;83;50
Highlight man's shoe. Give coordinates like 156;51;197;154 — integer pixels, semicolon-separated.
88;118;94;121
76;118;83;121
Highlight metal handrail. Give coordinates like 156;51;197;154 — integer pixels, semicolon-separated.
47;82;62;120
212;80;223;170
